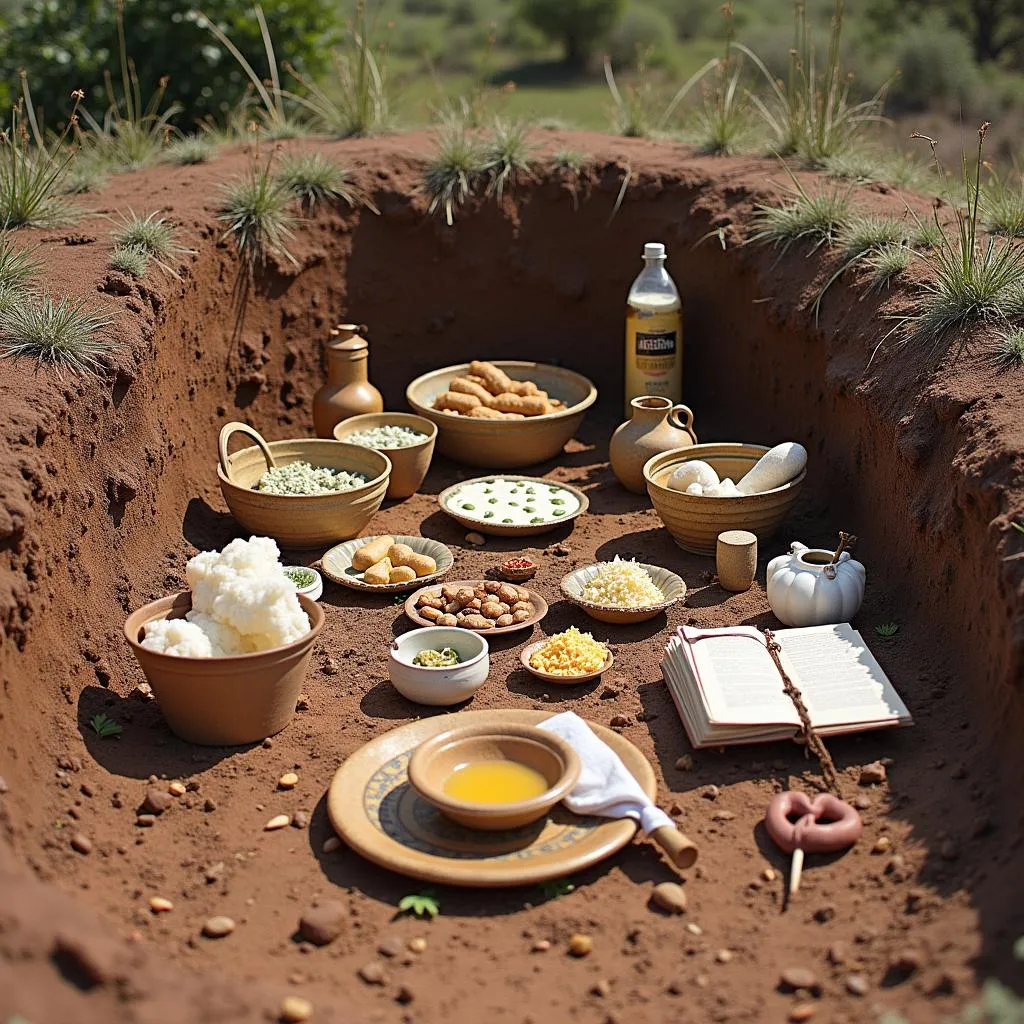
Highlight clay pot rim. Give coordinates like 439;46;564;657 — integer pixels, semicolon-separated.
629;395;675;410
332;412;438;451
123;592;325;664
407;723;581;820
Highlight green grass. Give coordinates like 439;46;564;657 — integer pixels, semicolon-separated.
994;327;1024;369
550;148;590;175
0;293;115;376
109;243;150;278
218;154;298;271
57;154;109;196
424;126;486;225
482;119;534;200
165;135;218;166
982;174;1024;238
749;174;853;255
0;233;41;292
276;152;371;213
109;211;189;277
821;150;934;193
864;243;912;292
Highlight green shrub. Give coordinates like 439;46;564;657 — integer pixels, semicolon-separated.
886;14;982;113
0;1;335;130
519;0;626;68
607;4;677;68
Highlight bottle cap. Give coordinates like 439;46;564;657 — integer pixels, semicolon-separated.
643;242;666;259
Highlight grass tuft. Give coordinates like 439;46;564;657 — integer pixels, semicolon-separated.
838;214;909;262
0;233;42;292
424;126;485;226
276;152;372;214
821;150;933;193
165;135;217;166
750;173;853;255
218;153;298;271
994;327;1024;369
481;120;533;201
109;211;189;277
0;293;115;376
864;243;912;293
981;173;1024;239
550;149;590;175
109;243;150;278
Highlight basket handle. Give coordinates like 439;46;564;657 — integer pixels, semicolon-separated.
668;404;697;443
218;421;276;483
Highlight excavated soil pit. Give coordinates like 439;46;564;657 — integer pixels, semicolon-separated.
1;132;1023;1023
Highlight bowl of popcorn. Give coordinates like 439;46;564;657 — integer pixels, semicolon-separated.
521;627;613;684
559;557;686;625
332;412;437;500
217;421;391;548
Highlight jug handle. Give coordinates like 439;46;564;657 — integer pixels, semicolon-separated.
668;404;697;443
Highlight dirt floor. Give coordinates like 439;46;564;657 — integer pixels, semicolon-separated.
1;130;1023;1024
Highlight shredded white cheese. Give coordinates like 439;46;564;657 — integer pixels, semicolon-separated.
344;425;427;449
256;461;367;496
578;557;665;608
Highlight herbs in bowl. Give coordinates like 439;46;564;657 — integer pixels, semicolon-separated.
255;461;368;496
412;647;462;668
283;565;323;600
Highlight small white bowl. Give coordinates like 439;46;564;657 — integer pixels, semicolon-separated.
388;627;489;706
284;566;324;602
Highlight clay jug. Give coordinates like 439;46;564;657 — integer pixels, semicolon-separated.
312;324;383;438
610;395;697;494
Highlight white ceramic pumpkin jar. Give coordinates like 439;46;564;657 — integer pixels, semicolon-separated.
766;542;866;627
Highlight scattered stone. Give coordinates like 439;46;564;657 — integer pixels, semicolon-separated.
169;781;187;797
813;905;836;924
712;810;735;822
465;532;486;547
939;839;960;861
396;985;415;1005
780;967;819;994
131;682;154;702
265;814;291;831
70;833;93;855
600;685;621;700
263;738;274;749
295;694;311;711
321;836;342;855
695;974;709;988
789;1003;816;1022
845;974;869;997
852;794;871;810
669;802;684;816
675;755;694;771
80;782;94;798
204;862;226;884
136;814;156;828
409;937;428;954
591;979;612;998
715;949;733;964
685;923;703;936
531;939;551;953
905;888;927;914
871;836;891;854
858;762;887;786
202;916;235;939
292;810;310;829
762;868;777;882
827;942;848;965
667;979;684;995
143;788;173;815
702;785;720;801
651;882;687;915
890;949;924;976
552;544;571;557
279;995;314;1022
298;901;346;946
203;798;217;812
609;715;630;728
279;772;300;790
885;855;907;880
378;936;402;958
149;897;174;913
358;961;387;985
568;934;593;957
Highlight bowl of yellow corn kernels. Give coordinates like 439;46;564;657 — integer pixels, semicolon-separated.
519;626;614;685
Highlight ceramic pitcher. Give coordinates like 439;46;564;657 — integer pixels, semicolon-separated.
610;395;697;494
312;324;384;438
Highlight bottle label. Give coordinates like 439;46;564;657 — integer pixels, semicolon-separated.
629;311;681;374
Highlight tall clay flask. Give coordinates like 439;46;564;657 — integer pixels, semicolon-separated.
312;324;384;438
609;395;697;494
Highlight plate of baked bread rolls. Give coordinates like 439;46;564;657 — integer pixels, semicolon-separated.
406;360;598;469
321;535;454;592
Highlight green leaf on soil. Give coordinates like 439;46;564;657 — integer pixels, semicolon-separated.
398;892;440;918
874;623;899;638
89;712;123;738
540;879;575;900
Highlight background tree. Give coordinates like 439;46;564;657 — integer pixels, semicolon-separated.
518;0;627;69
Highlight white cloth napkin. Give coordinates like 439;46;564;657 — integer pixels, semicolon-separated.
538;711;674;836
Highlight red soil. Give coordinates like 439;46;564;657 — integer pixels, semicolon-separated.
1;130;1023;1023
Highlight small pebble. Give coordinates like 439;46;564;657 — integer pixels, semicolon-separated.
202;916;235;938
890;949;924;975
650;882;687;915
321;836;342;854
292;810;310;829
279;996;314;1022
852;794;871;810
715;949;733;964
762;868;777;882
712;810;735;822
685;923;702;936
675;756;694;771
568;934;593;957
265;814;291;831
168;781;187;797
70;833;92;855
827;942;848;965
591;979;611;998
142;788;173;815
858;762;887;786
263;738;274;749
531;939;551;953
0;776;8;794
789;1004;816;1022
871;836;891;854
701;785;719;801
203;798;217;812
299;901;346;946
408;937;428;954
358;962;387;985
609;715;630;728
396;985;415;1005
279;772;300;790
940;838;960;861
378;936;402;958
149;896;174;913
813;905;836;924
465;532;485;546
780;967;819;993
845;974;869;996
136;814;156;828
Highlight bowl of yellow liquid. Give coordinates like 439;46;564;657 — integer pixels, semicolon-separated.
407;723;581;831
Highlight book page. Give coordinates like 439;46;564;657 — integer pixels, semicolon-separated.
776;624;912;728
681;626;800;727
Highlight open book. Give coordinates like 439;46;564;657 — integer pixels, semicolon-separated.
661;623;913;749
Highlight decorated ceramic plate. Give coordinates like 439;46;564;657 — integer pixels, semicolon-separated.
404;579;548;636
519;640;614;685
325;709;655;887
437;476;589;537
559;562;686;625
321;535;454;593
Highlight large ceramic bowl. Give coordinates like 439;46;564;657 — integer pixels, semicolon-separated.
123;592;324;745
407;723;581;830
644;442;806;556
217;422;391;548
388;627;490;706
332;412;437;500
406;361;598;469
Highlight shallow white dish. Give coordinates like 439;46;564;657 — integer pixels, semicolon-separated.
437;475;589;537
388;627;490;706
285;566;323;601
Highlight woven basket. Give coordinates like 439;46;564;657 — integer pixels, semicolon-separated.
406;361;597;469
644;443;805;556
217;422;391;549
